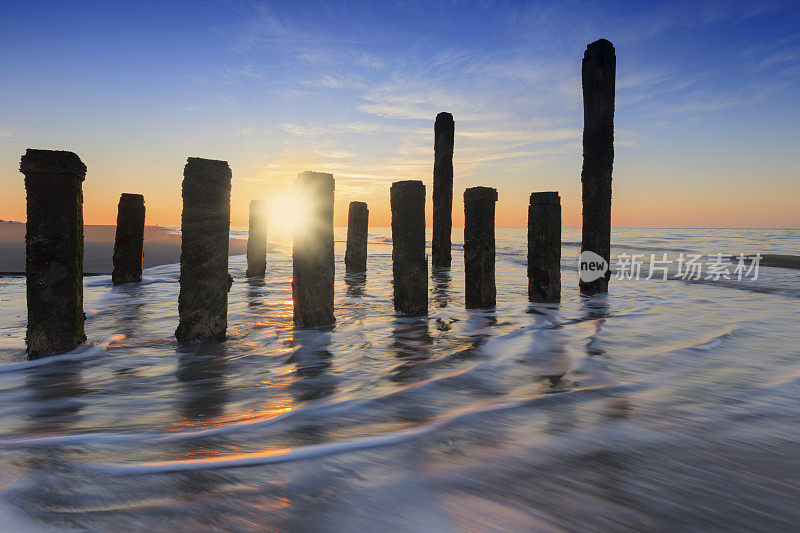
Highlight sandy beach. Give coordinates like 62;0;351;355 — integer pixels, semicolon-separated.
0;221;248;274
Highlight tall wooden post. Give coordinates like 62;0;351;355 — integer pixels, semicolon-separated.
432;112;454;268
20;149;87;358
580;38;615;294
345;201;369;272
390;180;427;316
292;171;335;327
246;200;267;277
528;191;561;302
463;186;497;309
175;158;232;343
112;193;145;285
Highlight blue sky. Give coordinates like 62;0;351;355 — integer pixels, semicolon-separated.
1;0;798;227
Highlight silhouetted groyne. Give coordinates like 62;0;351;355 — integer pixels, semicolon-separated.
246;200;267;278
464;186;497;309
579;38;615;294
432;111;454;268
20;149;87;358
292;171;335;327
112;193;145;286
345;201;368;273
528;192;561;302
175;158;232;343
391;180;427;316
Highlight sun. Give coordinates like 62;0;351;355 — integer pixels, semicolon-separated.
265;184;313;238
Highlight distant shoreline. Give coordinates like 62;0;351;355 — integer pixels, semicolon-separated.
0;223;248;275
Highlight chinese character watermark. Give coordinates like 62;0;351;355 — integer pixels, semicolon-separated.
609;253;761;281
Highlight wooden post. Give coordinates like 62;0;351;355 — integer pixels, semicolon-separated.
292;171;335;327
20;149;87;358
432;112;454;268
175;158;232;343
528;191;561;302
580;38;615;294
112;193;145;285
344;201;368;272
246;200;267;277
463;186;497;309
390;180;427;315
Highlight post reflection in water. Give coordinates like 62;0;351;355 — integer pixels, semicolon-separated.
12;361;89;519
462;309;497;344
526;302;572;388
344;271;366;298
286;328;336;444
175;343;229;423
246;276;267;308
173;342;231;499
431;267;452;308
25;361;87;436
287;328;336;401
390;316;433;383
113;283;148;338
580;295;609;357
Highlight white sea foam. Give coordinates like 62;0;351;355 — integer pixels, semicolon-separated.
0;335;125;373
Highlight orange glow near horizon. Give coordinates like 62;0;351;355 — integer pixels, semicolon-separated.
2;164;799;229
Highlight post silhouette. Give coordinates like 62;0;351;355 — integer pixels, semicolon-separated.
292;171;335;327
175;158;232;343
432;111;454;268
528;192;561;302
112;193;145;285
20;149;87;358
391;180;427;316
345;201;369;272
580;38;615;294
246;200;267;277
464;186;497;309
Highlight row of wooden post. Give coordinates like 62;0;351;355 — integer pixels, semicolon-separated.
18;38;614;358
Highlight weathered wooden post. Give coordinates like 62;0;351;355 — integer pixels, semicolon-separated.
463;186;497;309
390;180;427;315
175;158;232;343
20;149;87;358
246;200;267;277
344;201;368;272
432;111;454;268
112;193;145;285
580;38;615;294
292;171;335;327
528;192;561;302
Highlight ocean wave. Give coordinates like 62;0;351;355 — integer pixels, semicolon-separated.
680;326;742;352
91;383;640;475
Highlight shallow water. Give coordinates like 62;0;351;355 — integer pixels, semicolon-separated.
0;228;799;531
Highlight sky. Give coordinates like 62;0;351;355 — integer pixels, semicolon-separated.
0;0;798;228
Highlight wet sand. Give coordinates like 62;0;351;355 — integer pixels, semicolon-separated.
0;222;248;274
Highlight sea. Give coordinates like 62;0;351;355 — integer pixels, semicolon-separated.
0;227;798;531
